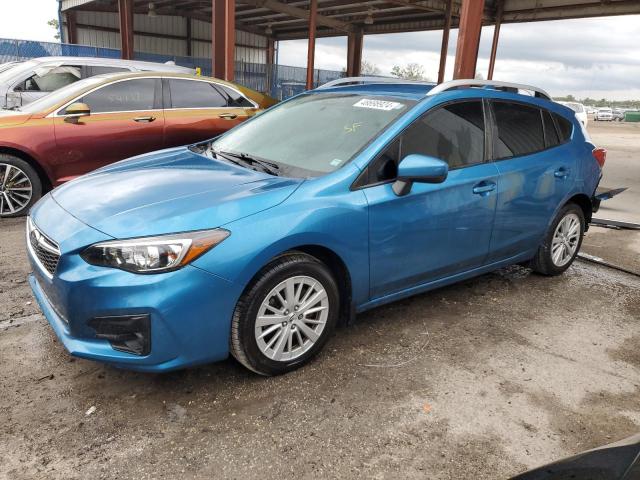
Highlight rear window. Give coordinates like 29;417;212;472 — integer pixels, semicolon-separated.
492;101;545;159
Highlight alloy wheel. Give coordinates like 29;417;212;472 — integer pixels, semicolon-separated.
255;275;329;362
551;213;580;267
0;163;33;216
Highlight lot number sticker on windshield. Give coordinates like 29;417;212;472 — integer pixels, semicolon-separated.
353;98;404;111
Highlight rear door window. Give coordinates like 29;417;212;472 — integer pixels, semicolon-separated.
169;79;227;108
554;113;573;142
74;78;157;113
401;100;485;169
542;110;560;148
492;101;545;159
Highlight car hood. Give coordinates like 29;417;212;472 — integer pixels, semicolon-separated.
52;147;303;239
0;110;31;127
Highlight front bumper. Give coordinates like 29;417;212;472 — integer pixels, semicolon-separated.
29;262;240;372
27;196;242;372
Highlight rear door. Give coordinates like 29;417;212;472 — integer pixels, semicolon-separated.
162;78;252;147
487;101;577;262
52;78;165;182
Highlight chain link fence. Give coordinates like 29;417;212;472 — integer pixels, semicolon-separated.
0;38;344;99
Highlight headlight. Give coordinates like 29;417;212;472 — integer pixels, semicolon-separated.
81;229;230;273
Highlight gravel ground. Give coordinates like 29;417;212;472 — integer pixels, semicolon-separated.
1;122;639;479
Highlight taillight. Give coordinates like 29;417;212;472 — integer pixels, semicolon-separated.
593;148;606;168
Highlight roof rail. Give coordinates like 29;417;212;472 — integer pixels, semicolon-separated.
318;76;433;89
427;79;551;100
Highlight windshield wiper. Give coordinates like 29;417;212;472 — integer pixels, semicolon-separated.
215;150;280;176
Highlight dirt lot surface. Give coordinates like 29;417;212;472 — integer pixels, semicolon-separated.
1;122;639;480
589;120;640;224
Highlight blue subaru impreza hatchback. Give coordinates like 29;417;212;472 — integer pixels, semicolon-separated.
27;78;605;375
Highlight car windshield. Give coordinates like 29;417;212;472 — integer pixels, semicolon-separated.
14;76;106;113
209;93;416;177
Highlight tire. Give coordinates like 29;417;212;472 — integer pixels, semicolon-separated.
230;252;340;376
0;155;42;218
530;203;585;276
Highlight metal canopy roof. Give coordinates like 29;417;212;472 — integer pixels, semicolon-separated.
63;0;640;40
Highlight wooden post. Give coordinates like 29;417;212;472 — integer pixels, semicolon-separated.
306;0;317;90
453;0;485;79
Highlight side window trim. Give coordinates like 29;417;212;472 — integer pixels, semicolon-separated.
352;98;487;191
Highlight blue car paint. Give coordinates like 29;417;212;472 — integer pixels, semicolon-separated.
28;83;601;372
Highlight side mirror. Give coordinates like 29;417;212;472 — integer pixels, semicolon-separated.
392;154;448;196
64;102;91;121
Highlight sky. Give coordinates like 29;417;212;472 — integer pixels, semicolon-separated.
1;1;639;100
279;15;640;101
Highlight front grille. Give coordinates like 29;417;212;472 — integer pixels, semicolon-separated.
27;218;61;276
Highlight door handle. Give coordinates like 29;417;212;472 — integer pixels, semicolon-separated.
554;168;570;179
133;116;156;123
472;181;497;195
219;113;238;120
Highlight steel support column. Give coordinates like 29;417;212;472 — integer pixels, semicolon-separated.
306;0;317;90
488;0;503;80
186;17;192;57
453;0;485;79
118;0;134;60
437;0;453;83
66;10;78;44
266;37;275;93
212;0;236;81
346;29;364;77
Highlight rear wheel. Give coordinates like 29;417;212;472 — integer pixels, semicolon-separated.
0;155;41;218
530;203;585;276
230;253;339;375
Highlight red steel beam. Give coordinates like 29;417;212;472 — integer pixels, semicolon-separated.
306;0;317;90
487;0;503;80
346;28;363;77
212;0;236;81
118;0;134;60
437;0;453;83
453;0;485;79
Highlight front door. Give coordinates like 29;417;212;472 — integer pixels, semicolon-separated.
364;100;499;299
52;78;165;183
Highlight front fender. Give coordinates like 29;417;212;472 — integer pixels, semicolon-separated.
192;189;370;308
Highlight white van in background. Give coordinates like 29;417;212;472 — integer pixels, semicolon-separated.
557;101;588;127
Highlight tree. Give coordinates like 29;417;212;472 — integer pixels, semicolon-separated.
360;60;380;76
390;63;430;81
48;19;61;41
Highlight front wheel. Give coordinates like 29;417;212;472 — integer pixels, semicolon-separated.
530;203;585;276
230;253;339;375
0;155;42;218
